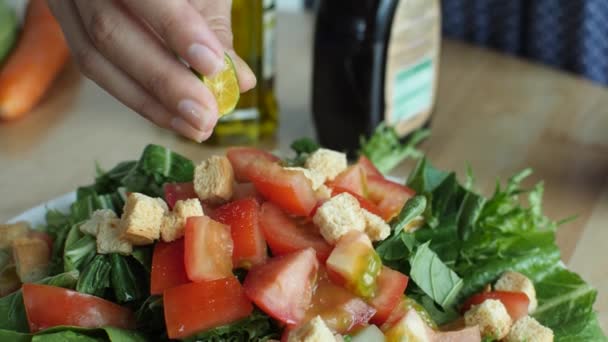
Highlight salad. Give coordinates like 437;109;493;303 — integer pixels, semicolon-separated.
0;126;605;341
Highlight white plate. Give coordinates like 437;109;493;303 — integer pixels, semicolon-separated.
7;192;76;226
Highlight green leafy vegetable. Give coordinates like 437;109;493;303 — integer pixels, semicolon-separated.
63;226;96;273
409;242;463;309
134;296;166;339
76;255;111;297
110;254;147;303
183;310;280;342
359;125;429;174
282;137;320;167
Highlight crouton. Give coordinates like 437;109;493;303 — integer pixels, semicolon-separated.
79;209;117;236
305;148;347;181
284;167;326;190
12;237;50;283
494;271;538;312
362;209;390;241
315;184;332;201
97;217;132;255
161;199;204;242
313;193;366;244
193;155;234;204
288;316;336;342
505;316;554;342
120;193;167;245
464;299;512;340
0;222;30;249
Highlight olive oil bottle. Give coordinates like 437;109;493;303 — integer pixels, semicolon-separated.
312;0;441;152
207;0;278;145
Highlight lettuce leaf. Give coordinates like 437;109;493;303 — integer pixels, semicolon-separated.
182;309;280;342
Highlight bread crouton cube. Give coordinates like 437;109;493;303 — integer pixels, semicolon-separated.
80;209;117;236
288;316;336;342
12;237;50;283
97;217;132;255
194;156;235;204
121;193;167;245
494;271;538;312
313;193;366;244
0;222;30;249
305;148;347;181
362;210;390;241
284;167;326;190
161;199;204;242
315;184;332;201
464;299;512;340
505;316;553;342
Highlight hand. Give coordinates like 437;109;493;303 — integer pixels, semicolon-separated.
47;0;256;142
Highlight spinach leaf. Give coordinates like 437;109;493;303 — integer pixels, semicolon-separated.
406;157;449;194
76;255;111;297
409;242;463;309
130;246;153;274
0;329;31;342
183;310;280;342
63;226;96;273
134;296;166;339
45;211;73;275
0;271;79;332
282;137;320;167
359;125;429;174
11;326;146;342
121;144;194;197
32;330;101;342
110;254;147;303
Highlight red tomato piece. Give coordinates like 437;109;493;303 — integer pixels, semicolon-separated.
163;277;253;339
150;240;189;295
226;147;280;182
184;216;233;282
356;155;383;178
329;186;384;218
247;159;318;216
259;203;332;262
461;291;529;321
304;268;376;334
326;231;382;299
328;165;366;197
213;198;267;269
368;266;409;325
163;182;198;209
366;176;415;221
243;248;319;325
22;284;135;332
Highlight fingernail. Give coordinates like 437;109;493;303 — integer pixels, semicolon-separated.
170;117;207;142
177;99;204;130
188;44;224;77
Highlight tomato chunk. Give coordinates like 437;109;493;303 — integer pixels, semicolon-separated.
330;186;384;218
184;216;233;282
213;198;267;269
22;284;135;332
243;248;319;325
259;203;332;262
368;267;409;325
328;165;366;197
232;182;262;202
326;231;382;299
461;291;529;321
304;268;376;334
356;155;383;178
366;176;415;221
150;240;189;295
226;147;280;182
164;277;253;339
163;182;198;209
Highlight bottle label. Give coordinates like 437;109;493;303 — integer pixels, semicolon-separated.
384;0;440;136
263;1;277;80
219;108;260;122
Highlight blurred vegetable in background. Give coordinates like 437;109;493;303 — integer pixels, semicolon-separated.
0;0;69;121
0;0;18;66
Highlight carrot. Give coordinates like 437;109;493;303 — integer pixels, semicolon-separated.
0;0;70;121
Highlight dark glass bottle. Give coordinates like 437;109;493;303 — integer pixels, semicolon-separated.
312;0;440;153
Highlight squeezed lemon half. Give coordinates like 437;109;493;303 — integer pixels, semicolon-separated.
195;53;240;116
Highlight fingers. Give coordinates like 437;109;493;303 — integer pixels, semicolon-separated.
47;0;210;142
227;50;257;92
120;0;225;77
73;0;219;133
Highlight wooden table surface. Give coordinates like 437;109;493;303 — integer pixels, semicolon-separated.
0;12;606;331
